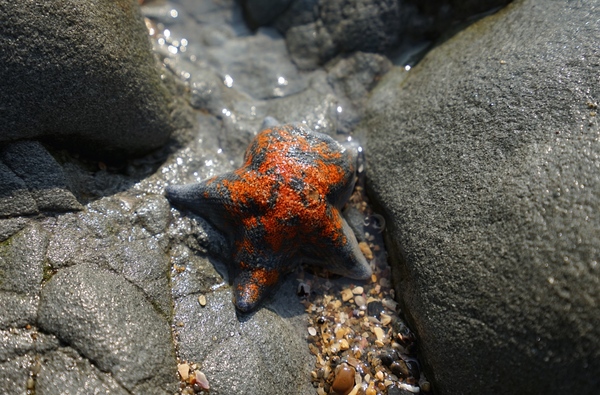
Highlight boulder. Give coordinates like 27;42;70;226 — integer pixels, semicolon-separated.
0;0;173;158
364;0;600;393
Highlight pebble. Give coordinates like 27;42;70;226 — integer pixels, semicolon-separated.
355;295;367;308
380;313;392;326
373;326;385;342
341;288;354;302
367;300;384;319
332;363;355;395
359;241;374;260
352;286;364;295
195;371;210;390
308;326;317;336
178;363;190;380
198;294;207;307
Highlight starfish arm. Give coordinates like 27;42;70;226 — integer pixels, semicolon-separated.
165;179;232;232
232;266;280;313
302;211;372;280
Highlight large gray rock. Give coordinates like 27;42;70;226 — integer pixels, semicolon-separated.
37;263;177;394
0;0;173;157
364;0;600;394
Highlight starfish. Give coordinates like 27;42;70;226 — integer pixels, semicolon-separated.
166;124;371;312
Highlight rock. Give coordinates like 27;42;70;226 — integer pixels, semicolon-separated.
364;0;600;394
327;52;392;109
36;348;130;395
0;0;173;158
0;356;31;395
243;0;294;27
0;330;60;395
0;224;46;294
0;218;28;242
43;195;173;315
319;0;401;53
0;160;38;217
37;263;178;394
0;141;82;213
173;285;315;395
0;224;46;328
331;363;355;395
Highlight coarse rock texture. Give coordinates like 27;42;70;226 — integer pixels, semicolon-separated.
364;0;600;394
242;0;513;69
37;263;177;395
0;224;46;329
0;0;173;157
36;348;131;395
174;283;315;395
0;141;82;218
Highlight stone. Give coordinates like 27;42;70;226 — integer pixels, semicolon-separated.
37;263;177;394
331;363;355;395
0;0;173;158
43;195;173;316
0;217;28;242
319;0;401;54
364;0;600;394
173;284;315;395
0;223;46;295
36;348;130;395
0;356;31;395
327;52;392;109
0;161;37;217
0;141;82;213
243;0;293;27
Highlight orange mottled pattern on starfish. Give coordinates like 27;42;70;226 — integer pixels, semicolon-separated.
220;126;351;254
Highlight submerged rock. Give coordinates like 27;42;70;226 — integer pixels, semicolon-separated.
365;0;600;393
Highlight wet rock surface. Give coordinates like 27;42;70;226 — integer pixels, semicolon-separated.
37;263;177;394
365;0;600;394
2;0;596;394
0;0;173;157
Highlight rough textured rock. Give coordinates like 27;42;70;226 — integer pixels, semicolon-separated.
0;217;28;242
0;224;46;329
43;195;173;316
364;0;600;394
0;0;173;157
174;283;315;395
37;263;178;394
0;330;59;395
245;0;512;68
0;141;82;214
36;348;130;395
283;0;404;69
0;160;37;218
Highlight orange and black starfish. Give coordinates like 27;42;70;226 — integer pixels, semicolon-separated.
166;124;371;312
